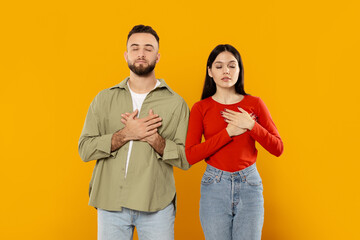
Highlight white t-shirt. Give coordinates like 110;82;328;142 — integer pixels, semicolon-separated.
125;80;160;177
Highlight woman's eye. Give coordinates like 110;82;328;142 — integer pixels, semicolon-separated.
229;65;236;68
215;66;222;69
145;49;152;52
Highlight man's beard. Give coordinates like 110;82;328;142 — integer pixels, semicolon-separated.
128;59;156;76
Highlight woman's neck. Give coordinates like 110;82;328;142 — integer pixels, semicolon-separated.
212;88;243;104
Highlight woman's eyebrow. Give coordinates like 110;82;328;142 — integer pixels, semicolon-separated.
214;60;237;64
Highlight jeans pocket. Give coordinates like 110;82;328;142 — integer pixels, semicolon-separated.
245;169;262;186
201;171;216;185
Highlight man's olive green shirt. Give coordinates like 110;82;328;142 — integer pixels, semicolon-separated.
78;77;190;212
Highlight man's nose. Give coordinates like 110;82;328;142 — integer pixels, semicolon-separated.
137;49;146;58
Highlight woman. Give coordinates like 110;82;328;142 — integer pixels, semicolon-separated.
185;44;283;240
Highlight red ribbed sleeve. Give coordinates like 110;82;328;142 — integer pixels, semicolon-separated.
248;98;284;157
185;102;232;165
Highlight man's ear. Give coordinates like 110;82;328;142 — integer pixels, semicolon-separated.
124;51;128;63
156;53;160;63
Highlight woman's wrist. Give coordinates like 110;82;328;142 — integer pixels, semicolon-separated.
226;126;233;137
247;120;255;131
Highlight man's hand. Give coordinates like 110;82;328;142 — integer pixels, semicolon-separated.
121;109;165;156
139;110;166;156
120;109;162;140
111;109;162;152
140;131;165;156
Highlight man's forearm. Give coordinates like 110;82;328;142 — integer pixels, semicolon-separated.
111;128;130;152
145;133;166;156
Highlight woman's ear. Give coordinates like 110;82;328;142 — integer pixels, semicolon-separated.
208;67;213;78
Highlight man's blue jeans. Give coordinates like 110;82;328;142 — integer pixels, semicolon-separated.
200;163;264;240
98;203;175;240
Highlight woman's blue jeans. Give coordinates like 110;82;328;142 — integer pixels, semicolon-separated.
200;163;264;240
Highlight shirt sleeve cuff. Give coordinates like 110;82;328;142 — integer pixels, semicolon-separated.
156;139;179;160
97;133;117;157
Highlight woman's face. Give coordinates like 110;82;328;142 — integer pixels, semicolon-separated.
208;51;240;90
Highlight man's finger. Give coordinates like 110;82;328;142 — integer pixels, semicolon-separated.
129;109;138;118
144;114;160;122
145;129;158;137
146;122;162;131
146;118;162;126
121;114;130;121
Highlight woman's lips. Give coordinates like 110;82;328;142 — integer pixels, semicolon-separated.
221;77;231;81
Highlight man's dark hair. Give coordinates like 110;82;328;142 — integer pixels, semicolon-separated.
127;25;159;46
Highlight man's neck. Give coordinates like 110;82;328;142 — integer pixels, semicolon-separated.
128;71;157;94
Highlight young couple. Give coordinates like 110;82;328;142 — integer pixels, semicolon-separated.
79;25;283;240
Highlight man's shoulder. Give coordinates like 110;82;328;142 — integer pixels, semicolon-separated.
158;91;188;113
94;78;128;99
157;80;188;105
166;89;186;103
93;87;116;102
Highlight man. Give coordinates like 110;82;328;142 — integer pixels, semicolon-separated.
78;25;190;240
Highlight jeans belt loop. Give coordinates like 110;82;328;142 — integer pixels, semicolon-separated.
216;171;223;182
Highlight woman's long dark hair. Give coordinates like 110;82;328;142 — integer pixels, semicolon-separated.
201;44;248;100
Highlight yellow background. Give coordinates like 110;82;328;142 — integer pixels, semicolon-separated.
1;0;359;239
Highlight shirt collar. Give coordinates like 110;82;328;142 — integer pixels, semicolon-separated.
110;77;174;94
